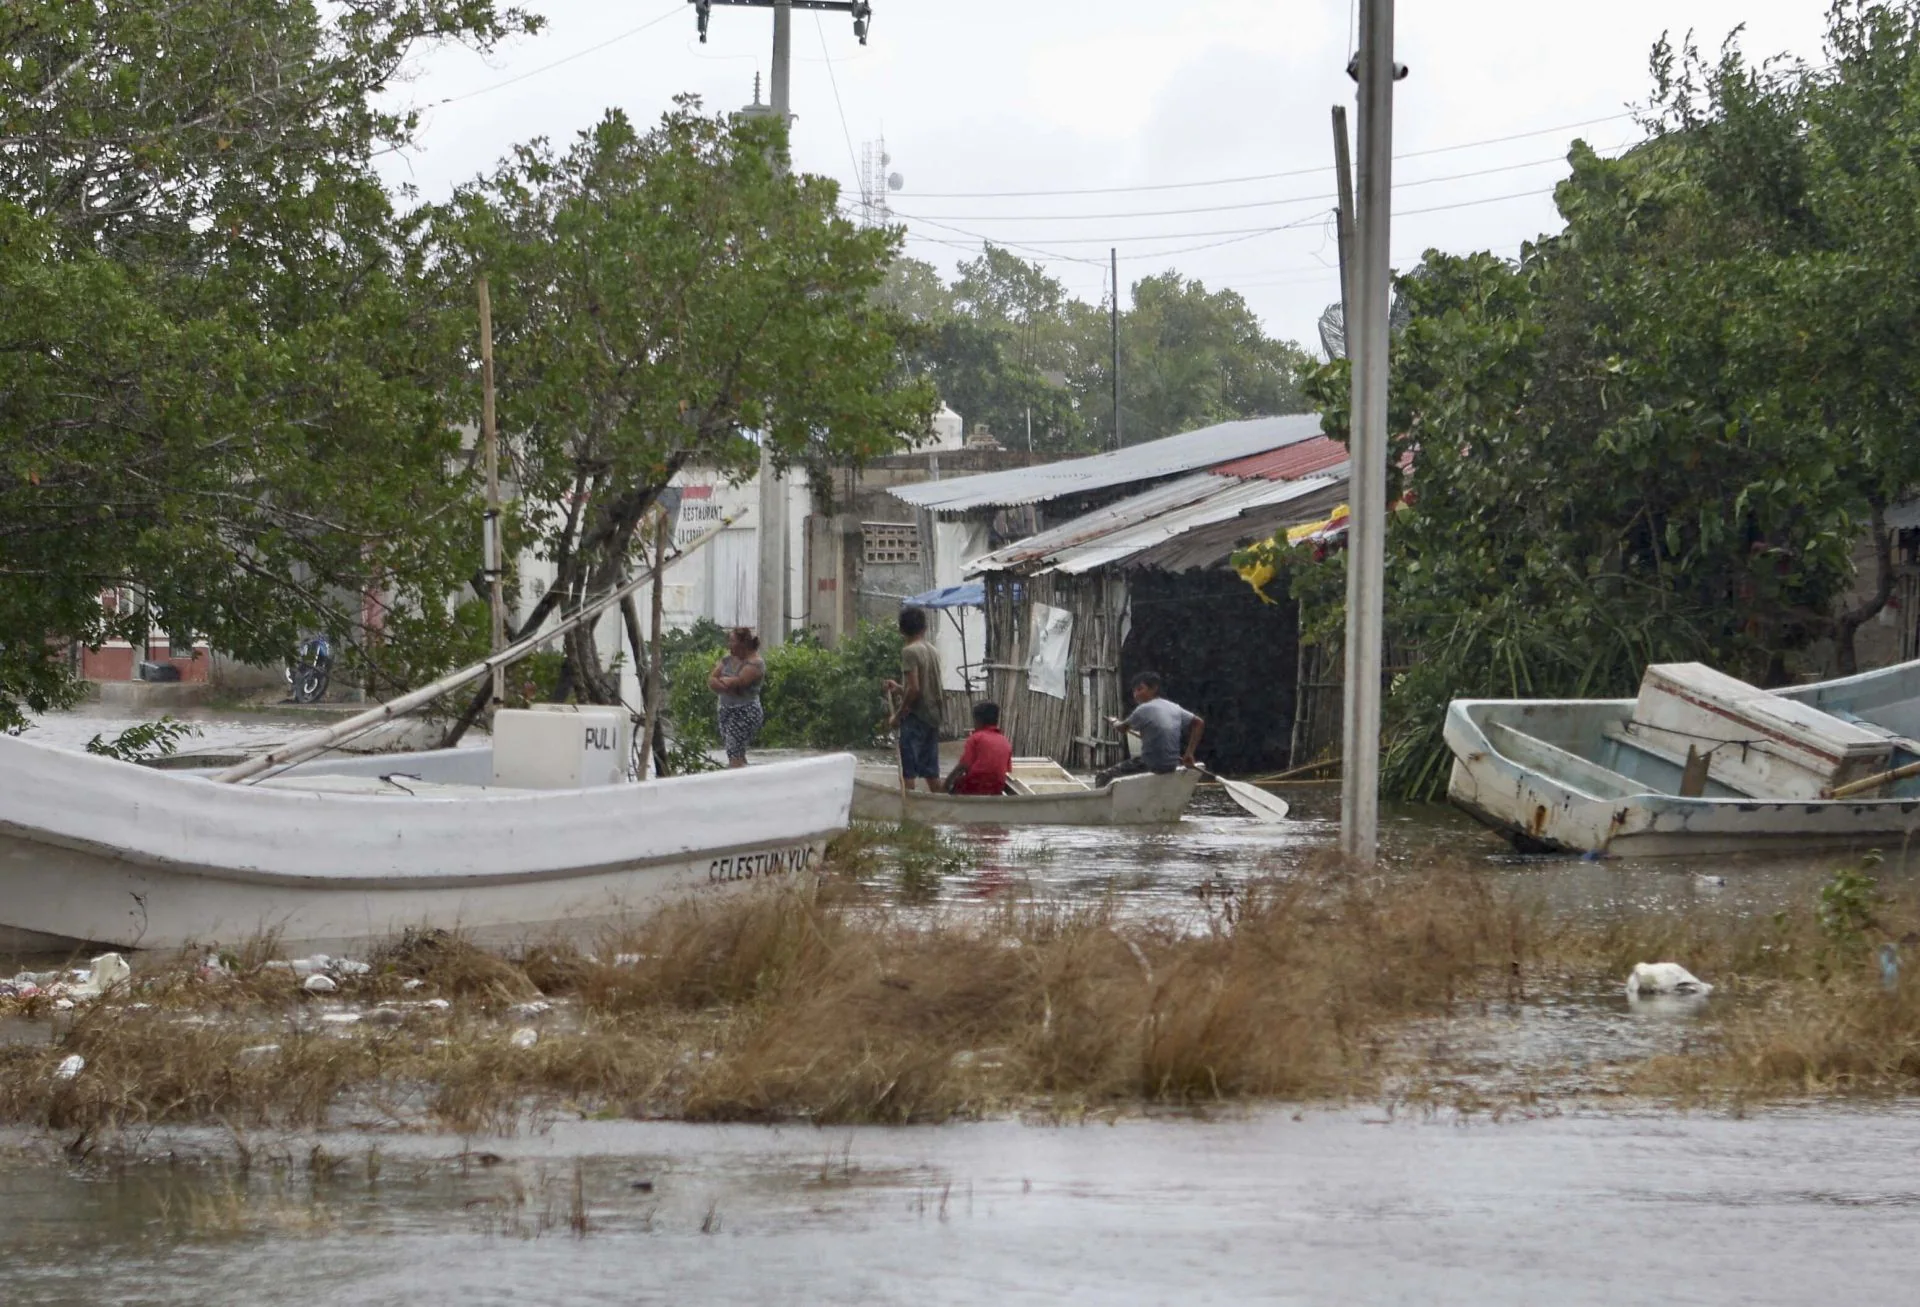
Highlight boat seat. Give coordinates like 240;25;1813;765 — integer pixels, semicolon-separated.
1484;721;1648;801
1006;757;1090;795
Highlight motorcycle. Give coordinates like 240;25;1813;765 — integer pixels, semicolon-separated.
285;634;333;704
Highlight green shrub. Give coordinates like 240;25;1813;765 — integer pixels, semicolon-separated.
665;621;904;753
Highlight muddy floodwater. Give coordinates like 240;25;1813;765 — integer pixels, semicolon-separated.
6;712;1920;1301
5;1109;1920;1305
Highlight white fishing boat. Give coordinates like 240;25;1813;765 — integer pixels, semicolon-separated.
0;719;855;953
1446;659;1920;856
851;757;1201;826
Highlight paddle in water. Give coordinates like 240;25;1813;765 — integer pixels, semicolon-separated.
1194;766;1292;823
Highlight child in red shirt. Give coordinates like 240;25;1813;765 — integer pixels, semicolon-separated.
946;701;1013;796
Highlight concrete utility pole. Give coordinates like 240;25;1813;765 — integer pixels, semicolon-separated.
755;0;792;648
1340;0;1400;865
476;275;506;709
694;0;873;648
1110;247;1122;450
1330;106;1358;360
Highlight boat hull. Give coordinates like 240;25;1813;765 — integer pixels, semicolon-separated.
1445;697;1920;857
850;769;1198;825
0;738;854;951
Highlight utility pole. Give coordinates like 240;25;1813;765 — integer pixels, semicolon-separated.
694;1;874;649
755;0;792;648
1330;106;1358;360
476;275;506;709
1110;247;1122;450
1340;0;1401;865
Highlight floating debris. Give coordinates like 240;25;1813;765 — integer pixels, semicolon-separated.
54;1054;84;1080
1626;962;1712;997
302;974;339;994
509;1027;539;1049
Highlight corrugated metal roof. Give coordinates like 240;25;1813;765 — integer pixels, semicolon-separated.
1210;435;1347;482
891;413;1324;513
1127;479;1349;573
967;466;1348;577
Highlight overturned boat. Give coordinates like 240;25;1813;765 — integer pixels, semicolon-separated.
0;719;853;953
1446;660;1920;857
851;757;1200;825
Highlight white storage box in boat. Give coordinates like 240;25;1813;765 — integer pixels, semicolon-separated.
1631;662;1891;799
491;706;631;790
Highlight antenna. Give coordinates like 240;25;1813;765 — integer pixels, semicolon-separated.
858;136;900;226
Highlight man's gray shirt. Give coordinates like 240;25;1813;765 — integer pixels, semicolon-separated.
1126;698;1196;772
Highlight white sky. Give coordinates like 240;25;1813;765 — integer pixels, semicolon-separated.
378;0;1830;351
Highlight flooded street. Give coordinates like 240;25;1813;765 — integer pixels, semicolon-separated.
5;1108;1920;1305
6;712;1920;1301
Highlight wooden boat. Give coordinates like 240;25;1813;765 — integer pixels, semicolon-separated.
851;757;1200;825
0;731;855;952
1446;659;1920;856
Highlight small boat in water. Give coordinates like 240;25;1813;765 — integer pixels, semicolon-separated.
851;757;1200;825
1446;660;1920;856
0;723;854;953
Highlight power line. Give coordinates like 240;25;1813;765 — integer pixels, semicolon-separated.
895;153;1580;223
814;13;863;194
895;111;1639;199
436;2;685;105
891;182;1556;250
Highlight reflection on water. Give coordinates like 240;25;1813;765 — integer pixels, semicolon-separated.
896;778;1889;933
5;1108;1920;1305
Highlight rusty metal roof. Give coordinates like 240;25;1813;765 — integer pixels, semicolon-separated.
891;413;1324;513
1209;435;1347;482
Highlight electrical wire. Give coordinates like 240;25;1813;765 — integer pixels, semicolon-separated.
435;2;685;106
896;111;1639;199
814;12;865;200
894;153;1580;223
891;180;1555;250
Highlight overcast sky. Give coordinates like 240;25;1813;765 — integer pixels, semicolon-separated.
379;1;1830;352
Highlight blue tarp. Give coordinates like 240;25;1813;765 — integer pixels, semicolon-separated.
903;581;984;610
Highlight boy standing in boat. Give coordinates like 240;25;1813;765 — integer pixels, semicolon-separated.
946;701;1013;795
1098;671;1204;787
884;605;945;793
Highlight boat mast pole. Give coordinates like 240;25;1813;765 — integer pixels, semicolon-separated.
1340;0;1398;865
209;515;743;784
477;275;506;711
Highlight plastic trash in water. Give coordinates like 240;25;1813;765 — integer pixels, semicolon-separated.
54;1054;84;1080
75;953;131;998
1626;962;1713;997
302;973;338;994
510;1027;539;1049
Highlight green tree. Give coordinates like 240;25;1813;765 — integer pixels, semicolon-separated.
429;103;937;704
0;0;534;727
1077;272;1317;448
1242;2;1920;797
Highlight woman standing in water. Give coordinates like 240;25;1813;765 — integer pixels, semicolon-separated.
708;628;767;768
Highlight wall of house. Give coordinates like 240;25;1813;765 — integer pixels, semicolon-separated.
1119;569;1298;775
980;570;1131;770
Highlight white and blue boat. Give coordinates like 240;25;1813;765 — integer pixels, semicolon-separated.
1446;660;1920;856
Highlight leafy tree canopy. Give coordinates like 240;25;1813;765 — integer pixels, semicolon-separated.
427;103;938;704
0;0;537;727
883;249;1316;453
1240;0;1920;797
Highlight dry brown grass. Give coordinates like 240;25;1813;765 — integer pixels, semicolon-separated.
11;845;1920;1142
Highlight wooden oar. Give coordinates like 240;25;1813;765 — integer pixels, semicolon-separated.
1195;765;1291;822
1826;758;1920;800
